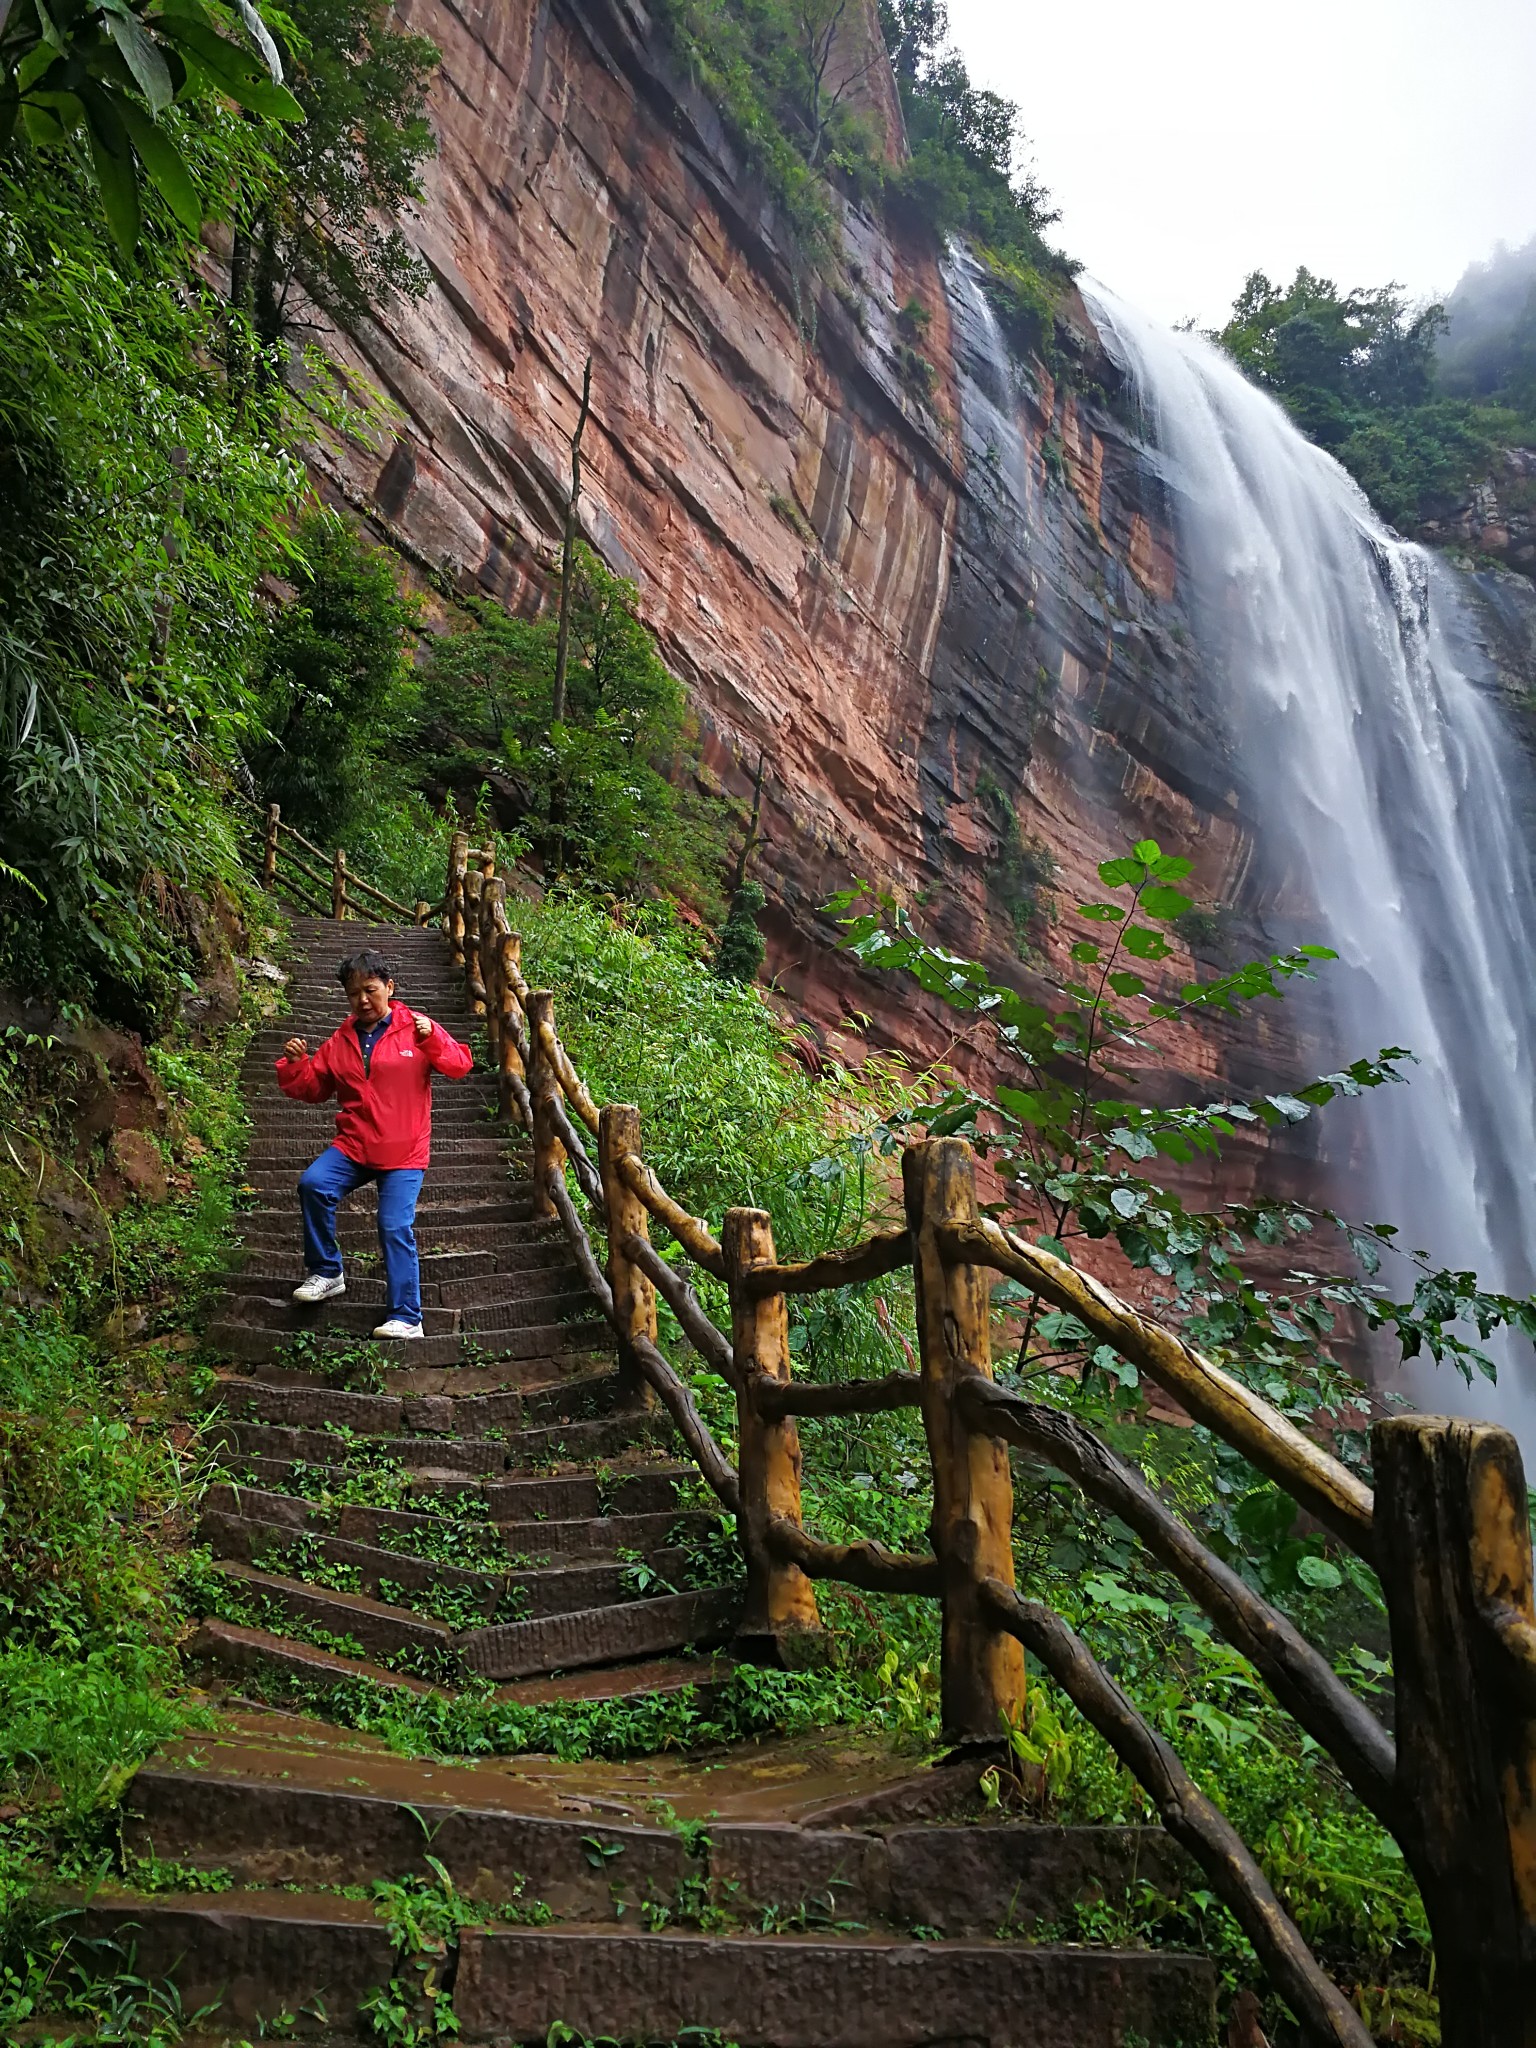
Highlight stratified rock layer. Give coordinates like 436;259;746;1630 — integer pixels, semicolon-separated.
313;0;1322;1200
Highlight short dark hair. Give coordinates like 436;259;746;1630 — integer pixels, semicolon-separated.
337;949;394;988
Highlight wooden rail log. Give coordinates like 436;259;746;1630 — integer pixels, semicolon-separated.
906;1140;1025;1743
725;1207;821;1647
544;1089;604;1211
540;1162;740;1514
752;1372;923;1419
345;870;418;919
619;1231;739;1388
980;1578;1373;2048
614;1151;726;1278
479;878;504;1076
1373;1416;1536;2048
496;932;529;1123
947;1216;1375;1561
447;831;469;968
739;1228;912;1297
956;1374;1397;1827
525;992;565;1222
463;869;487;1014
540;1022;601;1135
600;1107;659;1415
764;1516;941;1597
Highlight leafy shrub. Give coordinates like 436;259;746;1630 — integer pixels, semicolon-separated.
0;155;300;1022
248;508;422;842
417;548;730;907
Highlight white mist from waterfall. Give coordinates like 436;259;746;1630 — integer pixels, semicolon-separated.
1079;280;1536;1449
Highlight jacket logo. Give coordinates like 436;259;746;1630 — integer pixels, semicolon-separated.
400;1048;415;1057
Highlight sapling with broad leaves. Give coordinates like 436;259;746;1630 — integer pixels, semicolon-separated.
831;837;1536;1472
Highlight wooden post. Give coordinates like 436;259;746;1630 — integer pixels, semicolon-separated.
598;1106;659;1415
463;868;486;1015
414;899;430;928
1374;1416;1536;2048
332;846;348;921
448;830;469;966
723;1206;821;1656
525;991;564;1222
480;878;505;1073
262;803;280;888
497;931;528;1125
904;1137;1025;1746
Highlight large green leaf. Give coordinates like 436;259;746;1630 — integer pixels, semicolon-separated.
117;95;201;232
158;15;301;118
80;83;142;254
100;0;175;113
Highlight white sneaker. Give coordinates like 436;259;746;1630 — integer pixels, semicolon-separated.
372;1317;425;1339
292;1273;346;1305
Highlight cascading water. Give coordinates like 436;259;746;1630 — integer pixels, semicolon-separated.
1080;280;1536;1446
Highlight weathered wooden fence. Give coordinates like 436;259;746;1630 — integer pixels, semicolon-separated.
438;830;1536;2048
238;792;438;926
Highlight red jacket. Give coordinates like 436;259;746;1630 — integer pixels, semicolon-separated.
276;1003;473;1171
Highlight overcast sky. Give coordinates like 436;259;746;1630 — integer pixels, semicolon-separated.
945;0;1536;330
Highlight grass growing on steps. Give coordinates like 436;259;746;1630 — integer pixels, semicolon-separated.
1;889;1440;2042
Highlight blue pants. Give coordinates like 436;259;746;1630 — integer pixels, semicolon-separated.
299;1145;425;1322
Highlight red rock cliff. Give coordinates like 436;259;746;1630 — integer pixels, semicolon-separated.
314;0;1309;1179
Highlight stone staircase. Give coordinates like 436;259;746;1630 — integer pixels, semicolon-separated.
93;916;1221;2045
190;918;740;1700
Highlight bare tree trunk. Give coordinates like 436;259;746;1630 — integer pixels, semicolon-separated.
551;356;594;728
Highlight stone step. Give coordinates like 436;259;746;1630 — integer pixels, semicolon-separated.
210;1367;620;1438
235;1216;563;1254
215;1255;584;1308
209;1356;591;1398
215;1298;457;1337
242;1163;523;1196
244;1135;520;1166
459;1926;1215;2046
226;1458;694;1521
207;1315;613;1370
126;1745;1190;1938
72;1893;1216;2045
209;1408;664;1478
200;1480;719;1563
183;1614;729;1710
241;1090;502;1118
213;1281;600;1339
459;1584;741;1681
203;1560;460;1668
199;1508;695;1623
236;1189;536;1221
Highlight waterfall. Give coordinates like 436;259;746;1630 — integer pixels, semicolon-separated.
1079;280;1536;1444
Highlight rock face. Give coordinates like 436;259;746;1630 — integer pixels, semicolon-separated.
317;0;1286;1114
1418;448;1536;584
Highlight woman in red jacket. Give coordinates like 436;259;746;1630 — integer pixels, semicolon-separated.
277;948;473;1339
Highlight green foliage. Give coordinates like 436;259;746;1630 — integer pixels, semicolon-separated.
1;0;301;254
231;0;438;355
417;547;729;907
511;891;914;1242
713;879;767;983
0;151;302;1021
656;0;1071;351
878;0;1062;275
248;506;421;841
1218;266;1519;526
836;838;1536;1402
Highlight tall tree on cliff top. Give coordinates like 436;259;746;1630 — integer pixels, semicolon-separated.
231;0;439;357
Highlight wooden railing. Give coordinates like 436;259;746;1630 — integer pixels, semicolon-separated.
234;791;440;926
438;830;1535;2045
